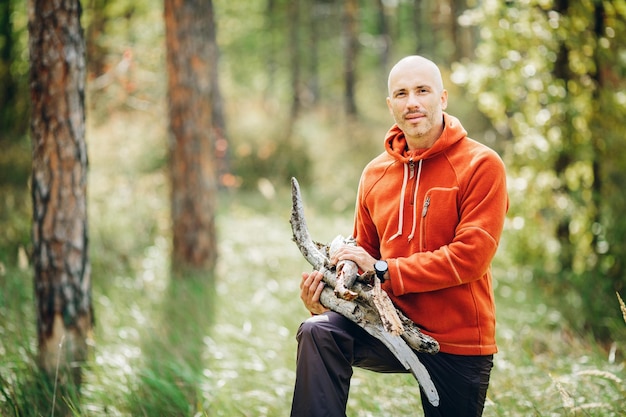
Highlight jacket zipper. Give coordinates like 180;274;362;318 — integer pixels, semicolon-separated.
420;195;431;249
421;195;431;217
409;159;416;206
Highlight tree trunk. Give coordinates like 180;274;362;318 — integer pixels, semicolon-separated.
0;0;15;137
306;0;321;105
264;0;278;97
413;0;432;57
206;2;228;188
1;0;29;138
28;0;92;393
589;0;603;259
450;0;470;61
84;0;109;78
375;0;391;73
551;0;574;275
288;0;301;119
343;0;358;117
164;0;219;275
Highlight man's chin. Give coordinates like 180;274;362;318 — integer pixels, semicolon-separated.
405;125;429;138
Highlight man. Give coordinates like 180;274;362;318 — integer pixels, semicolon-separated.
290;55;508;417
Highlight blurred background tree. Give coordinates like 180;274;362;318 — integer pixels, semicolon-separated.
164;0;220;277
0;0;30;140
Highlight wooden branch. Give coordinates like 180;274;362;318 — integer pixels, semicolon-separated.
329;235;359;301
290;177;440;407
329;234;403;335
371;278;404;335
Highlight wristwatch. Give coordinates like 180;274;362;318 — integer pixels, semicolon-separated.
374;260;388;283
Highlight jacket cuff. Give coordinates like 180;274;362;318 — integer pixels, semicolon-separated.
386;258;405;296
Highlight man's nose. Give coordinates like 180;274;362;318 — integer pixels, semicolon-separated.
406;91;420;109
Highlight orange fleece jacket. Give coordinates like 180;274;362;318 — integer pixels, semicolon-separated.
353;113;509;355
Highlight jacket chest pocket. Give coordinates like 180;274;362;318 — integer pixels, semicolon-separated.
421;187;459;251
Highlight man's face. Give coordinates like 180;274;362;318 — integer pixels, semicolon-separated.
386;61;448;148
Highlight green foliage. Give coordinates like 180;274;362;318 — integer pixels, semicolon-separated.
0;0;30;139
0;362;84;417
0;140;31;265
455;0;626;341
127;271;216;416
0;267;85;417
228;114;313;191
127;360;201;416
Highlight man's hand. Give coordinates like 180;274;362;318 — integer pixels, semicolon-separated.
330;244;377;274
300;270;330;315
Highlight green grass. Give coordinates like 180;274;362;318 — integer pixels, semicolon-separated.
1;184;624;416
1;108;625;416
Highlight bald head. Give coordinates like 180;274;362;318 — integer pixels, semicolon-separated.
387;56;444;97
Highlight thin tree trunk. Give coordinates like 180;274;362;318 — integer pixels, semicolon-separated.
551;0;574;274
85;0;109;78
450;0;469;61
343;0;358;117
413;0;436;58
265;0;277;97
375;0;390;73
307;0;320;105
589;0;604;238
0;0;15;136
288;0;301;120
28;0;93;394
164;0;218;275
207;2;229;187
1;0;29;137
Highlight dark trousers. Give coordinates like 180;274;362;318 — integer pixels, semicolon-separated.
290;311;493;417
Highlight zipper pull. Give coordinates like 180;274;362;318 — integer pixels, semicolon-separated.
421;196;431;217
409;159;415;179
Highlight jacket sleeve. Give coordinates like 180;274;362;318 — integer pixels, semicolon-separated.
388;150;509;295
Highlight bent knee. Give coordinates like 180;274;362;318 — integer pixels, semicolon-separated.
297;313;331;341
296;311;354;342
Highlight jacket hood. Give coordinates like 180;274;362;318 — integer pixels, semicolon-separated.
384;112;467;163
381;112;468;243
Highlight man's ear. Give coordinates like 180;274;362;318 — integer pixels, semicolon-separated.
441;90;448;110
386;97;393;115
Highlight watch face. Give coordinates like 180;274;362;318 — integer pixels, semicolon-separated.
375;260;387;273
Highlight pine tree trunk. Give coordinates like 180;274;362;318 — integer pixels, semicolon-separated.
28;0;93;390
164;0;218;275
